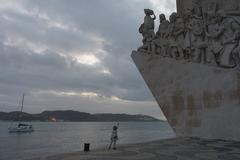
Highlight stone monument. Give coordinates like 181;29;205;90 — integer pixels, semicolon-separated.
132;0;240;141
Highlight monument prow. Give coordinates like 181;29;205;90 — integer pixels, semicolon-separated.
132;0;240;141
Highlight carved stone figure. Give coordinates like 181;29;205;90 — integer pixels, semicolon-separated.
213;11;239;67
183;9;194;60
168;12;185;59
138;9;156;53
231;31;240;68
220;14;238;67
151;14;170;55
205;11;224;65
190;6;209;63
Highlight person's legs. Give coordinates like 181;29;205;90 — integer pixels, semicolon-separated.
108;141;113;150
113;140;117;150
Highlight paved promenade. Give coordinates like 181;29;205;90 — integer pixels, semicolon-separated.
39;138;240;160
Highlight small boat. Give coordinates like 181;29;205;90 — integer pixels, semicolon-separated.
8;94;34;133
9;123;34;133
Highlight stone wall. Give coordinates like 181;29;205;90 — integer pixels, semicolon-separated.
132;51;240;141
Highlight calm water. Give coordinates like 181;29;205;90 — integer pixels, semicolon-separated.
0;121;175;160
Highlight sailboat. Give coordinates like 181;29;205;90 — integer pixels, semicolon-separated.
8;94;34;133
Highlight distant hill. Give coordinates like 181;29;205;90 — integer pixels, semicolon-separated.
0;110;162;122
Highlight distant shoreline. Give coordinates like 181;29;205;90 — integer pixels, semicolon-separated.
0;110;164;122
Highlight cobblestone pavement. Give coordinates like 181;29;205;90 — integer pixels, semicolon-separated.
39;138;240;160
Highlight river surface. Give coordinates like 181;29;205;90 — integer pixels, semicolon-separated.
0;121;175;160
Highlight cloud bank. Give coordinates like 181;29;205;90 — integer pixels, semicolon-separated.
0;0;176;119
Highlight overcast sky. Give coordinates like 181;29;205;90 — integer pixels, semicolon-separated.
0;0;176;119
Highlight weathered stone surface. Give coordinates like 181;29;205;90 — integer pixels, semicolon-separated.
177;0;240;15
131;51;240;141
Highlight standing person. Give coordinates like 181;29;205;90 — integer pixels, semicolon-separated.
108;123;119;150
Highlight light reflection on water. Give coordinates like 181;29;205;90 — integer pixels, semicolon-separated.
0;121;175;160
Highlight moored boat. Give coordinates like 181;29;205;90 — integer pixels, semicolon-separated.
9;123;34;133
8;94;34;133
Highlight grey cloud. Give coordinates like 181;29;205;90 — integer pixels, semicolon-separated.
0;42;151;101
0;0;175;118
1;10;101;54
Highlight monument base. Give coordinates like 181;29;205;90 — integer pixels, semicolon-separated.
132;51;240;141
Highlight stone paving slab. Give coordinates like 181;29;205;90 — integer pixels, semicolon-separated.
40;138;240;160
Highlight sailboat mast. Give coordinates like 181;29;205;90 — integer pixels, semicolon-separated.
19;94;24;125
21;94;24;113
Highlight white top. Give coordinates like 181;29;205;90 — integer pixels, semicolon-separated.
111;130;118;141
